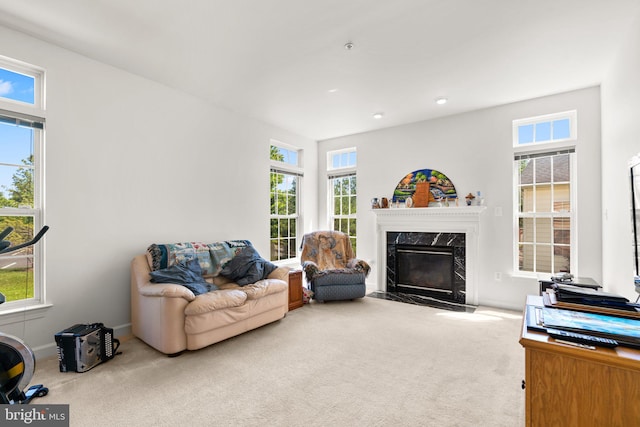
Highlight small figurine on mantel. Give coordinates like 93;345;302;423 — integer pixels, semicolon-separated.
465;193;475;206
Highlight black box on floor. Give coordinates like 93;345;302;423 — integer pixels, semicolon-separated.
54;323;118;373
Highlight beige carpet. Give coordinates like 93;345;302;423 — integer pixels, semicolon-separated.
32;297;526;427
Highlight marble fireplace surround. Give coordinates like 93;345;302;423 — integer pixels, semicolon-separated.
373;206;486;306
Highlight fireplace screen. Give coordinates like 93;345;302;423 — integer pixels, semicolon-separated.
395;245;454;294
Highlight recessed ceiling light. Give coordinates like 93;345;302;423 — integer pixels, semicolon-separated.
373;112;384;119
344;42;354;50
435;97;448;105
328;88;338;93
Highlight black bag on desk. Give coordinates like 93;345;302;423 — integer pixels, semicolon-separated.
552;283;636;310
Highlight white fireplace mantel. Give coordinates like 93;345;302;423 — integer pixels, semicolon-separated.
372;206;486;305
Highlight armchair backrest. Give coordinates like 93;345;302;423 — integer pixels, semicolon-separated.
300;231;354;271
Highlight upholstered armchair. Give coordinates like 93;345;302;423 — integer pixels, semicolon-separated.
300;230;370;302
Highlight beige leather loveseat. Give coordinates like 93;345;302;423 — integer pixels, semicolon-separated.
130;240;289;355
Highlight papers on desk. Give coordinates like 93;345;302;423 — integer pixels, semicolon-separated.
540;306;640;349
553;283;633;305
544;285;640;318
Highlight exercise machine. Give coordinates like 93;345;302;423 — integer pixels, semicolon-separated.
0;225;49;404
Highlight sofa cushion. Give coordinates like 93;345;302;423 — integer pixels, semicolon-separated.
241;279;287;300
220;245;277;286
184;289;247;316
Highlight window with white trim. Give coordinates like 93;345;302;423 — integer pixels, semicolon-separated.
513;110;576;147
328;148;357;254
515;150;575;274
270;143;302;262
513;112;576;276
0;56;45;310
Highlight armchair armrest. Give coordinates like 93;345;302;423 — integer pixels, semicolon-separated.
302;260;320;282
303;258;370;283
347;258;371;277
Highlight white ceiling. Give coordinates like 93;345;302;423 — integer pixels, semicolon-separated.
0;0;638;141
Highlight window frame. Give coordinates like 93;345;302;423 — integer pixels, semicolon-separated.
269;141;303;263
513;110;577;148
0;54;45;113
513;149;577;278
512;111;578;278
327;148;357;254
0;57;46;316
327;147;357;171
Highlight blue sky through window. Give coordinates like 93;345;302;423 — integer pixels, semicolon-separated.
0;67;35;104
535;122;551;142
517;116;572;145
332;150;357;168
518;124;534;144
0;122;34;197
275;146;298;166
553;119;570;139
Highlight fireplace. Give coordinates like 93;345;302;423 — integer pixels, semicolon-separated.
387;232;465;303
373;206;485;306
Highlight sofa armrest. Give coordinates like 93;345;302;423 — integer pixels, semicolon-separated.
131;254;191;355
131;255;196;301
138;282;196;299
267;266;291;282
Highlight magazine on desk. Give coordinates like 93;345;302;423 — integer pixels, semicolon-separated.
541;306;640;348
551;283;640;311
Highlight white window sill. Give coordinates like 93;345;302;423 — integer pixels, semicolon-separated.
273;258;301;268
511;272;537;278
0;303;52;326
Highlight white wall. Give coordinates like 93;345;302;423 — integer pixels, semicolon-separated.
3;15;633;357
0;25;317;357
601;14;640;301
319;87;602;310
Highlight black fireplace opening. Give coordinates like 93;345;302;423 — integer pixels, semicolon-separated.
386;231;466;304
395;244;454;296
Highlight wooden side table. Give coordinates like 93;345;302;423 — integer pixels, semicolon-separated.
288;270;303;311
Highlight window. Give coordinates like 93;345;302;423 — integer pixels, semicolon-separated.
328;149;357;254
513;111;577;276
513;111;576;147
0;57;45;310
514;150;575;275
0;55;44;109
270;143;302;262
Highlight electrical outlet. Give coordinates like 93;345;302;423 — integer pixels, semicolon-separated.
495;272;502;281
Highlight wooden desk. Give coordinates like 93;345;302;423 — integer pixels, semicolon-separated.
520;295;640;426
